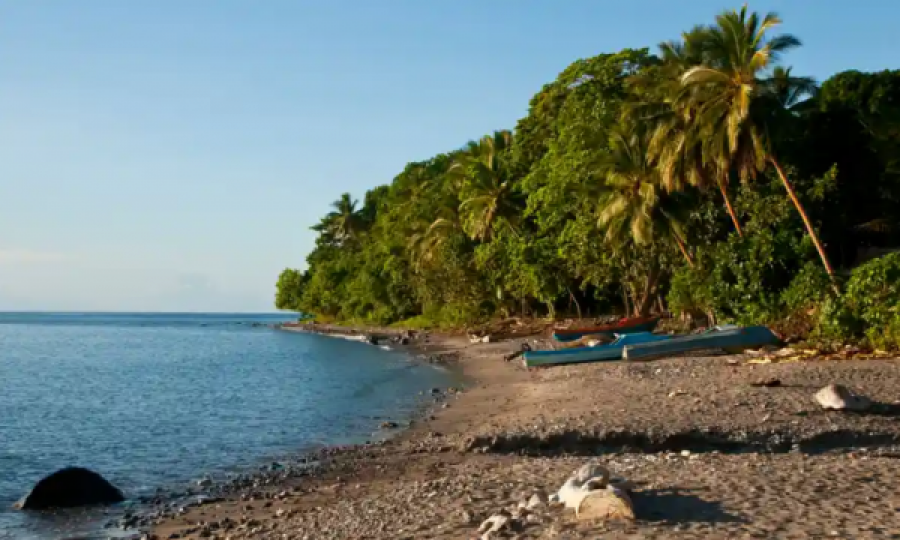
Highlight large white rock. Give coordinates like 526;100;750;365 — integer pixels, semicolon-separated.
814;384;872;411
550;461;615;512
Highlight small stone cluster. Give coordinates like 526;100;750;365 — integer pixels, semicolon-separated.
475;460;635;539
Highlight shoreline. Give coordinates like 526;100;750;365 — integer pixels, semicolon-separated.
59;325;461;539
121;326;470;537
148;326;900;539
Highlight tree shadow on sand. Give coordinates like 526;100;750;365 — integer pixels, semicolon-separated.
632;487;745;524
803;402;900;418
858;402;900;417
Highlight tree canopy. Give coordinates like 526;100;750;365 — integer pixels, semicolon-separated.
276;5;900;337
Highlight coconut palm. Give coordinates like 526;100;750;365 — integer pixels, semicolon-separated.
597;129;696;316
678;6;837;280
626;33;745;236
449;130;522;241
315;193;362;244
767;66;818;111
597;129;694;268
407;214;462;271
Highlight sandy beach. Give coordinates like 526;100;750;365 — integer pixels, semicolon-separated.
148;327;900;539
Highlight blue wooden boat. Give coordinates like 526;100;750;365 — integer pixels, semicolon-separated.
523;332;672;367
622;325;779;362
552;316;660;342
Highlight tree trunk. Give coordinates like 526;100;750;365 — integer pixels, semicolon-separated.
621;288;631;317
636;267;660;317
566;286;583;319
674;236;694;268
769;157;839;291
717;179;744;237
545;302;556;320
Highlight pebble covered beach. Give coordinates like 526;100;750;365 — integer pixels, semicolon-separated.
147;328;900;539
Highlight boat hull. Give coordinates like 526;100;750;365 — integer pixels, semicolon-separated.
622;325;779;362
524;332;671;367
552;317;660;342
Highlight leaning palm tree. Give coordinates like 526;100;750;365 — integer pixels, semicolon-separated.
678;6;837;281
597;129;694;268
627;33;745;236
449;130;521;241
597;130;695;317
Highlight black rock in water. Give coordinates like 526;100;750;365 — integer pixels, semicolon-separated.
15;467;125;510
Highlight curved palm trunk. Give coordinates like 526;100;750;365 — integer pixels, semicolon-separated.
566;286;583;319
674;236;695;268
717;179;744;237
770;158;839;291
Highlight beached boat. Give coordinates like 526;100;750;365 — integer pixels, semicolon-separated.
552;316;660;342
622;325;779;362
524;332;672;367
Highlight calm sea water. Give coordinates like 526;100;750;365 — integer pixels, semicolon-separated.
0;312;457;540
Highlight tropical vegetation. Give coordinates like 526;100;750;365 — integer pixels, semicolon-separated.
276;6;900;345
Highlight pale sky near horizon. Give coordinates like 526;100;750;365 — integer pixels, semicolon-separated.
1;1;896;312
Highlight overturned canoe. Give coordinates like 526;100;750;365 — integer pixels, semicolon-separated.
622;325;779;362
552;316;660;342
524;332;671;367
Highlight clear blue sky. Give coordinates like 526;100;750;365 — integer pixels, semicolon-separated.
1;1;896;312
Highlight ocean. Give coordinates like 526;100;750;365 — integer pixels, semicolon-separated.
0;312;457;539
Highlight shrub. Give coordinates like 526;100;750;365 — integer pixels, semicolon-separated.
817;252;900;348
777;263;838;336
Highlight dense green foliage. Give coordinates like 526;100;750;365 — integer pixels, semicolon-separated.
816;253;900;349
276;6;900;339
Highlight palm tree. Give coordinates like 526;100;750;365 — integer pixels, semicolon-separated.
767;66;818;111
596;127;695;317
627;34;745;237
598;129;694;268
317;193;362;243
678;6;837;281
449;130;521;241
407;214;461;271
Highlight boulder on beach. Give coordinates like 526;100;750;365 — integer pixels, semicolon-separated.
15;467;125;510
577;485;635;521
814;384;872;411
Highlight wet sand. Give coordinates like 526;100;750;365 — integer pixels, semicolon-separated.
149;329;900;539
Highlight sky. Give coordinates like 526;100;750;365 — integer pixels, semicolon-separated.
1;1;897;312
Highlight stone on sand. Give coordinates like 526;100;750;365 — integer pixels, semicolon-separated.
573;461;610;486
551;461;613;510
814;384;871;411
477;509;512;537
576;485;635;521
526;492;544;509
